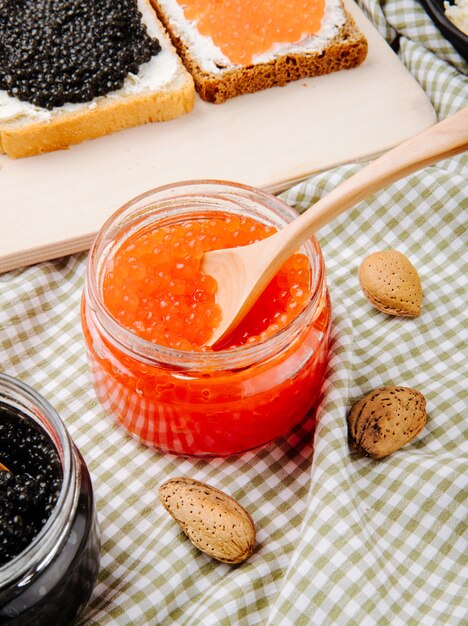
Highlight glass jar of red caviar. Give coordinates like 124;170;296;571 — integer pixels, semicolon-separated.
0;374;100;625
81;181;331;456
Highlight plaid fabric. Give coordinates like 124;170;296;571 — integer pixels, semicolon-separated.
1;2;467;624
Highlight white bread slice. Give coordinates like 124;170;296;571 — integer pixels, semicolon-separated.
0;0;195;158
151;0;368;103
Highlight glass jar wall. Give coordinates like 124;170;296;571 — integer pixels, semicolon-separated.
0;374;100;626
81;181;332;456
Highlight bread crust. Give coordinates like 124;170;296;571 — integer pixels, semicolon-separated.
0;76;194;158
151;2;368;103
0;0;195;158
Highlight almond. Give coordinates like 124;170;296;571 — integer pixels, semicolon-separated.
347;386;426;459
158;477;256;564
359;250;422;317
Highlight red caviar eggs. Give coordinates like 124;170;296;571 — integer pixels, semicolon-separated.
181;0;326;65
102;215;312;350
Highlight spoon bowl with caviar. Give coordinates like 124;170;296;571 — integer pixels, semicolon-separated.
203;107;468;346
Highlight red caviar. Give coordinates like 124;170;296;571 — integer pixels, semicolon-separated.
102;215;311;350
181;0;326;65
81;182;331;456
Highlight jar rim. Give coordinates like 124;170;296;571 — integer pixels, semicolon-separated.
0;373;76;587
85;179;327;370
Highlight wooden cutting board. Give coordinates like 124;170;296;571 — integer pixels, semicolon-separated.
0;0;436;274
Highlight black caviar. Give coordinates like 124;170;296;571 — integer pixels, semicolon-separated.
0;0;161;109
0;406;62;567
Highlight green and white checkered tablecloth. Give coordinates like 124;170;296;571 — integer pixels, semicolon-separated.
1;1;467;624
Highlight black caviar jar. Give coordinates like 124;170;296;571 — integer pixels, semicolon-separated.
0;374;100;625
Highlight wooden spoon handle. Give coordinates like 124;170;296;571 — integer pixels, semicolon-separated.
0;462;10;472
267;106;468;266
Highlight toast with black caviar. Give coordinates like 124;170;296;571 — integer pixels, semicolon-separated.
0;0;194;158
150;0;368;103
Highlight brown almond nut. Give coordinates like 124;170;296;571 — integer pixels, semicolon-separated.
347;386;426;459
158;477;256;564
359;250;422;317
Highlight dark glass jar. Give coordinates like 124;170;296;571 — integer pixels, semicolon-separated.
0;374;100;625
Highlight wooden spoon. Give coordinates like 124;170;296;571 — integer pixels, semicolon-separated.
0;462;10;472
202;107;468;346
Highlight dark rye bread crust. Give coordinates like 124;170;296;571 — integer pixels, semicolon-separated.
151;2;368;103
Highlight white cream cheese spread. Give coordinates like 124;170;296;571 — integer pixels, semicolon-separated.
156;0;347;73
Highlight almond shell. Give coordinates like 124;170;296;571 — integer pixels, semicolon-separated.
348;386;426;459
359;250;422;317
159;477;256;564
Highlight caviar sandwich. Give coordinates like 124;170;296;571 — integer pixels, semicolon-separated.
0;0;194;158
151;0;368;103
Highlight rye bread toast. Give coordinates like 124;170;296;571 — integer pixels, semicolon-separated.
151;0;368;103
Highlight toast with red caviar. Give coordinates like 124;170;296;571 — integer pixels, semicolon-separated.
150;0;368;103
0;0;194;158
